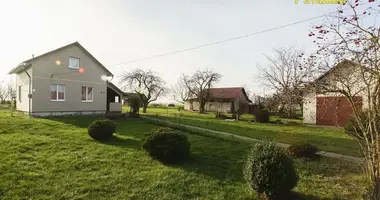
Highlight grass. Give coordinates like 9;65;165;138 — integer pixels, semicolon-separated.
136;107;361;157
0;110;368;199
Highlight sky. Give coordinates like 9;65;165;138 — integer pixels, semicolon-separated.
0;0;349;102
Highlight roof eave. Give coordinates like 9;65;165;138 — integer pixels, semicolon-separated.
8;63;32;74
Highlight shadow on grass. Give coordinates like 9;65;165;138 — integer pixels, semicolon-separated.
174;137;249;183
49;116;145;129
285;192;336;200
98;135;141;149
48;115;106;128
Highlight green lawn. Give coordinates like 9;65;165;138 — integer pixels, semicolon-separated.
137;107;361;157
0;110;368;199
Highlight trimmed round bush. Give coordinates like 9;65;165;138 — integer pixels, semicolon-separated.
88;120;116;141
287;143;318;159
141;127;190;164
243;141;298;199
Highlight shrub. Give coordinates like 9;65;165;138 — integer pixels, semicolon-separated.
345;110;380;141
273;119;284;124
243;141;298;199
141;127;191;164
215;112;229;119
150;103;159;108
128;112;140;118
287;143;318;159
88;120;116;141
254;109;270;123
176;105;184;109
168;103;175;107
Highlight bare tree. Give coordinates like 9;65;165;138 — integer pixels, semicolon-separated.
0;81;8;103
258;47;315;117
119;69;166;113
172;78;191;104
261;94;281;112
7;81;16;100
242;84;252;98
308;1;380;198
182;69;222;113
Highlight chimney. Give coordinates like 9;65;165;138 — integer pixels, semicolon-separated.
32;54;34;58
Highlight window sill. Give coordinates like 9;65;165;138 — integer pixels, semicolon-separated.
51;100;65;102
81;101;94;103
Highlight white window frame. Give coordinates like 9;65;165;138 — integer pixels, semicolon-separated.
69;56;80;69
81;86;94;102
50;84;65;101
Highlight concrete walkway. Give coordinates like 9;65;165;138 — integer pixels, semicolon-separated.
143;116;364;164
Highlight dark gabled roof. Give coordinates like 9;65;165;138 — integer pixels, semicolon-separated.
9;42;113;76
106;81;148;101
107;81;124;96
188;87;252;102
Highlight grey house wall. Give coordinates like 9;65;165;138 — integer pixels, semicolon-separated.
18;44;110;116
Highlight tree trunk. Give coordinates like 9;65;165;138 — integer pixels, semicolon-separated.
199;104;205;113
370;179;380;200
142;103;148;113
199;100;206;113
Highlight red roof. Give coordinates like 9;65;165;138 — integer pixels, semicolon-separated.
187;87;251;102
208;87;244;100
186;87;250;102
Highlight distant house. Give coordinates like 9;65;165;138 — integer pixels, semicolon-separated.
184;87;252;113
8;42;124;117
303;60;368;126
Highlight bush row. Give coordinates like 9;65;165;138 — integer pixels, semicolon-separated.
87;120;322;199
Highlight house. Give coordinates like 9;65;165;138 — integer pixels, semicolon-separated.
184;87;252;113
8;42;124;117
303;60;368;126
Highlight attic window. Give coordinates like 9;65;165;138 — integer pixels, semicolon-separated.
69;57;80;69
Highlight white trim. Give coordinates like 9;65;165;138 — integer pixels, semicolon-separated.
81;86;94;102
50;84;66;101
69;57;80;69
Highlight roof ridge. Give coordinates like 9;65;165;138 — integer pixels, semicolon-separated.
9;42;113;76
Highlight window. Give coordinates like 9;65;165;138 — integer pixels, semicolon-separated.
18;86;22;102
81;86;93;102
69;57;80;69
50;85;65;101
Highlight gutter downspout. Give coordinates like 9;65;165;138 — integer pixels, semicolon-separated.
21;64;32;117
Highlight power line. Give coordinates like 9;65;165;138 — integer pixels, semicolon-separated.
105;4;365;68
28;2;370;79
49;7;346;78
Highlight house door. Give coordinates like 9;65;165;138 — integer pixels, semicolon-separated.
316;96;362;126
